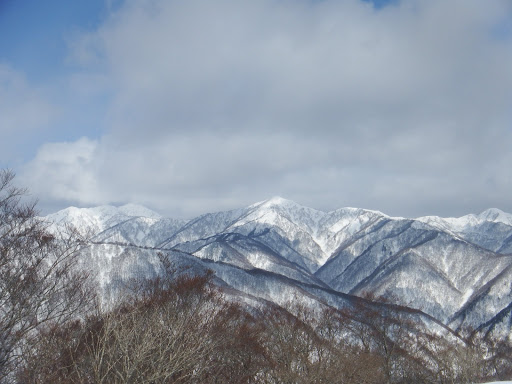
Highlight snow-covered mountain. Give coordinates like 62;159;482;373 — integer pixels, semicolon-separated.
46;198;512;336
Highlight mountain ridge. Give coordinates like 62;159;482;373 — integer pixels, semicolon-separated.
45;197;512;336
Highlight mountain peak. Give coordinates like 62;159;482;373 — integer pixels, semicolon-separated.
117;203;162;219
267;196;288;204
248;196;302;211
478;208;512;226
261;196;297;207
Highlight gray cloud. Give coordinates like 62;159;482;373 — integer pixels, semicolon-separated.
20;0;512;218
0;65;58;166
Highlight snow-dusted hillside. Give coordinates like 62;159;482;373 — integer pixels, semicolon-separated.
45;203;162;234
46;198;512;335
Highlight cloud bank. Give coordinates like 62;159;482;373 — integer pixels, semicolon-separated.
18;0;512;217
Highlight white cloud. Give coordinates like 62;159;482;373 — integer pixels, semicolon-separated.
0;64;58;165
21;0;512;217
21;138;103;206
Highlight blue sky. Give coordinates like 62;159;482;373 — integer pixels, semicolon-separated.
1;0;511;218
0;0;107;80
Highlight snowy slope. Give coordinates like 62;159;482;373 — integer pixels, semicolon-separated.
45;198;512;335
418;209;512;253
45;204;162;234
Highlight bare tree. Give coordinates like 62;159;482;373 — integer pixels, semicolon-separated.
315;307;387;384
19;256;268;384
0;170;91;382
